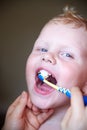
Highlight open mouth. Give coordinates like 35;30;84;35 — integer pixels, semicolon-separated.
36;70;57;90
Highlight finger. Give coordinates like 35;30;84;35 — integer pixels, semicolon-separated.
71;87;84;117
6;95;21;117
27;96;33;109
61;107;71;128
37;109;54;124
41;109;49;113
32;105;41;115
25;118;36;130
26;108;54;129
26;108;40;129
11;91;28;118
32;105;50;115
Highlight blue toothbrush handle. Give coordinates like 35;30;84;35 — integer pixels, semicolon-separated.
57;87;87;106
83;96;87;106
67;91;87;106
66;90;87;106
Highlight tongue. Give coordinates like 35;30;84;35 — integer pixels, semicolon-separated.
38;83;53;92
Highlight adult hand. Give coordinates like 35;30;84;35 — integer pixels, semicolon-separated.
61;87;87;130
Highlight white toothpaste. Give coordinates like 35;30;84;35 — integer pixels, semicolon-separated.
39;70;49;79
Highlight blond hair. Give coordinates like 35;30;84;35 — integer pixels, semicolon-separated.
49;6;87;29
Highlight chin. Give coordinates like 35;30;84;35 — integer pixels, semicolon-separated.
33;100;48;109
30;98;48;109
31;97;56;109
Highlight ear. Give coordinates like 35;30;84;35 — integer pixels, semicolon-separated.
81;82;87;95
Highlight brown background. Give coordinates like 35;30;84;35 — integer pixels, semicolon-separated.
0;0;87;112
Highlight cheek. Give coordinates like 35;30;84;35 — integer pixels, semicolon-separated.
59;65;82;87
26;55;35;74
26;60;31;80
26;56;35;84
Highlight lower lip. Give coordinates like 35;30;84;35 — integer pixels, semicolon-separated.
34;84;55;95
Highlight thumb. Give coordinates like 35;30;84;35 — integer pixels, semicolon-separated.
61;107;71;129
12;91;28;119
71;87;84;117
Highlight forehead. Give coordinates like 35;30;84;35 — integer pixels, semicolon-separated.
36;23;87;49
41;23;87;38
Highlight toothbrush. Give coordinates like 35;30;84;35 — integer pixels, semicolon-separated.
38;71;87;106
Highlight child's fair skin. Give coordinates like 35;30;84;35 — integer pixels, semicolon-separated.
2;7;87;130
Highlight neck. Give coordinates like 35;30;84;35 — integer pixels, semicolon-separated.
39;104;69;130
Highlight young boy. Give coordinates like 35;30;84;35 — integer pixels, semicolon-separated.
2;6;87;130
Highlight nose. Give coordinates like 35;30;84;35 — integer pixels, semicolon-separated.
42;52;56;65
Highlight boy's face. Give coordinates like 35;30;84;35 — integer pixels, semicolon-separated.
26;23;87;109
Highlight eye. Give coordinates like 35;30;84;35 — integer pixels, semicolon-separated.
63;53;72;58
41;48;48;52
60;52;73;59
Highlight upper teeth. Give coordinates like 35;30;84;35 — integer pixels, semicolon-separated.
39;70;51;79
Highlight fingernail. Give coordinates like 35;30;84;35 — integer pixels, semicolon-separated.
21;91;26;98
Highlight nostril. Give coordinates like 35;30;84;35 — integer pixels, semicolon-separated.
42;53;56;64
42;58;45;61
48;59;52;63
42;57;52;63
